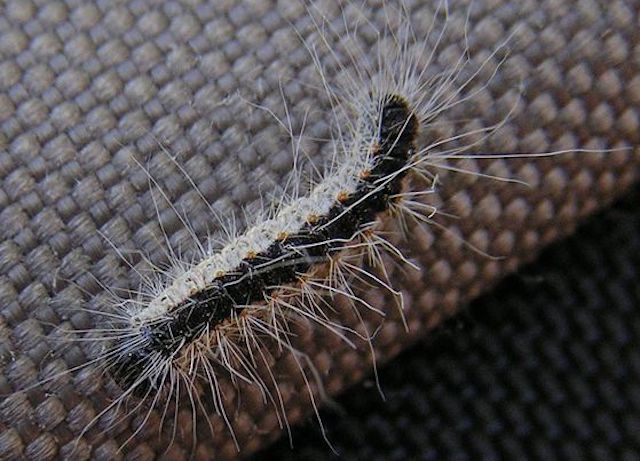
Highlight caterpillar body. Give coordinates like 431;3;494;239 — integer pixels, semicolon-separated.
87;2;468;442
113;94;418;394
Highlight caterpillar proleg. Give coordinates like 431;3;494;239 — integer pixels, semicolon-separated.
2;0;630;458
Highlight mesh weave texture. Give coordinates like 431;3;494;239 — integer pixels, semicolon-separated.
0;0;639;459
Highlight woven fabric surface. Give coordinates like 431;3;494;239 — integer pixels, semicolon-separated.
0;0;639;460
256;184;640;461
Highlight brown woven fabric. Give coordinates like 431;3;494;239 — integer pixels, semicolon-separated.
0;0;639;460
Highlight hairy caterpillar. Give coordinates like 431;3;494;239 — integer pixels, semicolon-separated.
112;92;417;388
2;0;629;458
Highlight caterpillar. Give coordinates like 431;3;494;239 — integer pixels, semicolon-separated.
95;10;433;447
2;0;625;458
112;93;418;390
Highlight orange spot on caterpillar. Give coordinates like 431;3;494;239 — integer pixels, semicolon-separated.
337;190;350;203
306;214;320;224
276;231;289;240
359;169;371;180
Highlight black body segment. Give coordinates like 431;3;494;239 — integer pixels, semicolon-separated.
112;95;419;389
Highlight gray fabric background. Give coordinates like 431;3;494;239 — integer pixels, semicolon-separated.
0;0;639;460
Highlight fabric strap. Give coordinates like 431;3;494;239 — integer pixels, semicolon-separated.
0;0;638;459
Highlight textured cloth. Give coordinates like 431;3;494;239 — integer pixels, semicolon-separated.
0;0;639;460
257;184;640;461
